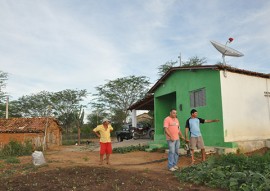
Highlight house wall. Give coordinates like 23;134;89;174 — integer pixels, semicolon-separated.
45;121;62;147
220;71;270;142
0;121;62;149
0;133;44;149
154;69;233;148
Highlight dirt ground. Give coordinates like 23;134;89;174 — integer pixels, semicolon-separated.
0;139;236;191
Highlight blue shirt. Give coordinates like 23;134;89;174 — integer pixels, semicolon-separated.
185;117;205;137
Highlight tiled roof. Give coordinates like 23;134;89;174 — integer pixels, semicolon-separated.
148;64;270;93
0;117;61;133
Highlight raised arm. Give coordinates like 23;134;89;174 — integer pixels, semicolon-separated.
204;119;219;123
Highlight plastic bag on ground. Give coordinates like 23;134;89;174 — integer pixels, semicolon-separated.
32;151;46;166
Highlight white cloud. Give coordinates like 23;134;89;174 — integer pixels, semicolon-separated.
1;0;270;103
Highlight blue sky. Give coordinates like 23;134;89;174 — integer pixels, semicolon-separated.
1;0;270;107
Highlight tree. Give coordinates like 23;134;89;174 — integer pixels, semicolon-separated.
86;110;108;128
157;60;178;77
0;71;8;117
0;71;8;102
74;105;84;145
0;100;22;118
50;89;88;133
10;89;88;133
182;56;207;66
12;91;52;117
156;57;207;79
91;75;150;125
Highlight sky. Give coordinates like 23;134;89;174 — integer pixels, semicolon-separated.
1;0;270;113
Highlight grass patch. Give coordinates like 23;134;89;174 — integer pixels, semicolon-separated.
62;140;77;145
4;157;20;164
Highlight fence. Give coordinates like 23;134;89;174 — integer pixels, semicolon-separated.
62;133;95;145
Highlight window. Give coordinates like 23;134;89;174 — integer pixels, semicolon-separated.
189;88;206;107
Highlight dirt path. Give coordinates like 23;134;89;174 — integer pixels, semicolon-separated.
40;138;192;172
0;139;224;191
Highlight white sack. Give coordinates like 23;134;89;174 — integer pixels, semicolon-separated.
32;151;46;166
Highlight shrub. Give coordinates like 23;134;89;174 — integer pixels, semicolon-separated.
176;150;270;190
0;140;33;158
113;144;149;154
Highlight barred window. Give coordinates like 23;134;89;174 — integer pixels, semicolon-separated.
190;88;206;108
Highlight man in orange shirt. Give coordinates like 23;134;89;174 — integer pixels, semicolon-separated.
93;118;113;165
164;108;185;171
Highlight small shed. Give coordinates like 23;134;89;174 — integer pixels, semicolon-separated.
0;117;62;150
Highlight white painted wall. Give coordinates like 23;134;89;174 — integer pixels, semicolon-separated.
220;71;270;142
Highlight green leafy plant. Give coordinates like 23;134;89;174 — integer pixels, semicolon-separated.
0;140;33;158
113;145;149;154
176;150;270;190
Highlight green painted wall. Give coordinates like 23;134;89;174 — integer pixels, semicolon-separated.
153;69;234;148
152;92;176;147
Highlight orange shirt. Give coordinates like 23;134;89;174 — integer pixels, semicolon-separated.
163;116;180;140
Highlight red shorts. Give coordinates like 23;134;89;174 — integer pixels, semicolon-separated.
100;142;112;154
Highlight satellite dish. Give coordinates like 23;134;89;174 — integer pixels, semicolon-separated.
210;40;244;57
210;38;244;77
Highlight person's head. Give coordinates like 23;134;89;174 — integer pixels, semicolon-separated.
102;118;110;125
190;109;198;118
169;108;177;118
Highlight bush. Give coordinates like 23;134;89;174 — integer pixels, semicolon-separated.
113;144;149;154
176;150;270;190
0;140;33;158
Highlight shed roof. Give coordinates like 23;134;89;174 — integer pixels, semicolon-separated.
0;117;61;133
128;94;154;111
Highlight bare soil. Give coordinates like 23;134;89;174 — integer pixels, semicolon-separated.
2;139;267;191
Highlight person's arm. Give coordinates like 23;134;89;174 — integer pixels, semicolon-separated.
204;119;219;123
109;125;113;132
164;117;174;141
184;119;190;142
178;128;185;140
164;127;174;141
185;127;190;142
93;126;101;138
93;130;101;138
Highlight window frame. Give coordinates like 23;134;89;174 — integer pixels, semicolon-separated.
189;88;206;108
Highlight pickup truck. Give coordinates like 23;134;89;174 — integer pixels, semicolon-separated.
115;124;133;142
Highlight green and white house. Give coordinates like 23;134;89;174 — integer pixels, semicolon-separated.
130;65;270;152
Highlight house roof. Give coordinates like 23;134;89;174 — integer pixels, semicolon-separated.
137;112;153;120
0;117;61;133
128;94;154;111
128;64;270;111
148;64;270;93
